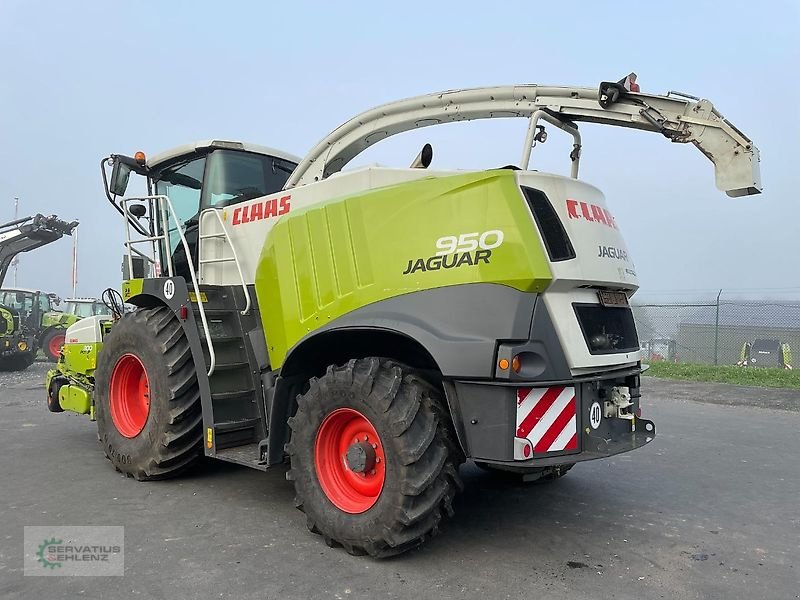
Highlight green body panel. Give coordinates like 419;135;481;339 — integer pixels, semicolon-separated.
782;344;792;367
255;170;552;368
62;341;103;375
59;384;92;414
122;279;144;302
42;311;80;329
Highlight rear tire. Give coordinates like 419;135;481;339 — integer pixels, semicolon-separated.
42;328;66;362
94;306;203;480
287;358;464;557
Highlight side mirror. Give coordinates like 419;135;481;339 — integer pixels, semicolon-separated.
128;204;147;219
110;158;133;197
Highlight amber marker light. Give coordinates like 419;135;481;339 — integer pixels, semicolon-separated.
498;358;509;370
134;151;146;165
511;355;521;373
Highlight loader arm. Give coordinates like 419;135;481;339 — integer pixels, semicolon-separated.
286;77;761;197
0;214;78;287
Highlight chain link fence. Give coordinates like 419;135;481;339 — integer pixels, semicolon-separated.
632;298;800;367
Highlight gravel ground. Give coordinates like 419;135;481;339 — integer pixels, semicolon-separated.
1;362;798;600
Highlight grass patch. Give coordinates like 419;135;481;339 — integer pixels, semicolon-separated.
644;362;800;389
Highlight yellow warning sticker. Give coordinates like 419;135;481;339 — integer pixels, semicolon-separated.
189;291;208;304
206;428;213;449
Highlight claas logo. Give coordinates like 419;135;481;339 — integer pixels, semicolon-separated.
232;195;291;226
566;198;618;229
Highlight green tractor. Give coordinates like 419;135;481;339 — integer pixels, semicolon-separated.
47;75;760;556
0;214;78;370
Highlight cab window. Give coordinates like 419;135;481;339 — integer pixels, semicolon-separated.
70;303;95;318
203;150;296;210
38;295;51;313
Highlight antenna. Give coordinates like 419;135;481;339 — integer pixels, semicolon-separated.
13;196;19;286
72;225;79;298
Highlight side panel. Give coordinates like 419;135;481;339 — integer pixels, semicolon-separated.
256;171;552;368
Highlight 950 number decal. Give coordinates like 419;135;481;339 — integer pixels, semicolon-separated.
403;230;505;275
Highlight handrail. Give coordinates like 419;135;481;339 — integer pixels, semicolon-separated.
199;208;251;316
521;110;582;176
120;195;217;377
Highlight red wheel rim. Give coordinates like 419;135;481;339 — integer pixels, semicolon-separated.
109;354;150;438
48;334;65;358
314;408;386;514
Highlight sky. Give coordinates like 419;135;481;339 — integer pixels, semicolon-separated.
1;0;798;303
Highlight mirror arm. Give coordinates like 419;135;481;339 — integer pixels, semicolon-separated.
100;156;150;237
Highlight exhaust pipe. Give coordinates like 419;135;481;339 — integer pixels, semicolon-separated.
409;143;433;169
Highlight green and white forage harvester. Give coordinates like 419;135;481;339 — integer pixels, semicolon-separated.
46;75;761;556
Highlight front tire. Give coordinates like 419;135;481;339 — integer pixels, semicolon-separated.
94;306;203;480
287;358;464;557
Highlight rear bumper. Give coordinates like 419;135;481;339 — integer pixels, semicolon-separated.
444;368;655;469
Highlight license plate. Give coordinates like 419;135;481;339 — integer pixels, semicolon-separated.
597;290;629;307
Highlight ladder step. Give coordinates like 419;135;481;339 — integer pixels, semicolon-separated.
211;389;256;402
195;308;238;315
214;417;260;433
200;334;241;344
213;361;250;372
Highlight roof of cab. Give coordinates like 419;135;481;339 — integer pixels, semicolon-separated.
0;287;44;295
147;140;301;170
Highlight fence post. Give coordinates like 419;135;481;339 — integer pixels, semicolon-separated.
714;289;722;365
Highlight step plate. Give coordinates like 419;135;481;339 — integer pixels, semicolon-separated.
213;443;267;471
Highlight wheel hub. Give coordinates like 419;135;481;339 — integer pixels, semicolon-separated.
345;441;376;474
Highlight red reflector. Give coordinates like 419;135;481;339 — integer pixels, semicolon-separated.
636;407;642;418
179;305;188;320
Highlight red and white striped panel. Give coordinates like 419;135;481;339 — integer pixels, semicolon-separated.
514;386;578;460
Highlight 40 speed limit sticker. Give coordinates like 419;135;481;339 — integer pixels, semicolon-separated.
589;401;602;429
402;230;504;275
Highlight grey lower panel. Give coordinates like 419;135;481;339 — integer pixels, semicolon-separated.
307;283;538;378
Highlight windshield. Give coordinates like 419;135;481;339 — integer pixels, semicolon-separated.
68;301;108;318
203;150;296;210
